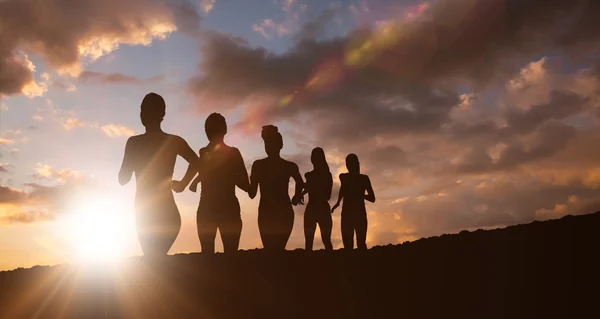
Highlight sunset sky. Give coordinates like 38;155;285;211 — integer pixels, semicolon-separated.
2;0;600;270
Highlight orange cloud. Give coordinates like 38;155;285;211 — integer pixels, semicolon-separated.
101;124;135;138
0;0;200;95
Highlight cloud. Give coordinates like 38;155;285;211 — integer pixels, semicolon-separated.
0;138;15;145
101;124;135;137
0;164;94;225
0;0;200;96
0;209;55;225
33;164;86;183
0;163;13;173
78;71;164;85
0;186;27;204
199;0;216;13
62;117;88;130
21;70;50;98
252;0;310;39
253;19;280;39
186;0;600;246
32;99;135;137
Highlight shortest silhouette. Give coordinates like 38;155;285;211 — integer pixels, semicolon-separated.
331;154;375;250
302;147;333;251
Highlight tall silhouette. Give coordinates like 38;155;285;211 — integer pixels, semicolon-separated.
331;154;375;250
302;147;333;251
249;125;304;251
188;113;249;254
119;93;199;256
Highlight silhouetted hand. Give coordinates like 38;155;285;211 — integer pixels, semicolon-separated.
172;180;186;193
331;203;339;214
291;194;304;206
189;181;198;193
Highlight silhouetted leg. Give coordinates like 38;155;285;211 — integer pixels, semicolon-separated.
356;213;368;250
319;213;333;250
304;212;317;251
258;213;276;251
259;207;293;251
136;207;181;256
220;214;242;253
197;213;218;254
341;213;354;249
277;208;294;251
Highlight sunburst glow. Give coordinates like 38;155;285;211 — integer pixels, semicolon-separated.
67;194;135;264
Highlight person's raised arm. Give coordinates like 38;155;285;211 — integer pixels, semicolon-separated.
331;174;344;214
291;163;304;206
364;176;375;203
118;138;134;186
234;148;250;193
248;161;259;199
173;137;200;193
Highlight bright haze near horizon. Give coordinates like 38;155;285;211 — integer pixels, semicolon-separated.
1;0;600;271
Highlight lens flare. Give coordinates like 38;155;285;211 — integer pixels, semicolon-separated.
66;194;134;265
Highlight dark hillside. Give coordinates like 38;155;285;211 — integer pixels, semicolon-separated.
1;212;599;318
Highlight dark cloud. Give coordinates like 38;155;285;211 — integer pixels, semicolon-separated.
0;165;94;224
78;71;164;85
0;55;34;96
0;0;200;96
0;186;27;204
506;90;588;134
187;0;600;245
456;122;577;174
186;0;600;181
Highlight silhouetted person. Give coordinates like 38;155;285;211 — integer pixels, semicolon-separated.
119;93;199;256
302;147;333;251
249;125;304;251
331;154;375;250
187;113;250;254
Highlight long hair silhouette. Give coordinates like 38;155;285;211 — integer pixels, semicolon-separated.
119;93;199;256
302;147;333;251
188;113;249;254
331;153;375;250
249;125;304;251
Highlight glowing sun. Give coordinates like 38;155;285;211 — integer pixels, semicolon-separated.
67;194;135;264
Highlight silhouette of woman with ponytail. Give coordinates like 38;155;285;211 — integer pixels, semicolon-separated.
119;93;199;256
302;147;333;251
249;125;304;251
331;153;375;250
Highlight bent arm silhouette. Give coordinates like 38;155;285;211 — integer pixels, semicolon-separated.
331;176;344;213
301;173;310;196
119;138;134;185
234;148;250;193
291;164;304;205
248;162;259;199
173;138;200;192
364;176;375;203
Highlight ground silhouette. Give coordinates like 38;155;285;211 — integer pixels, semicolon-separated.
1;212;599;319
